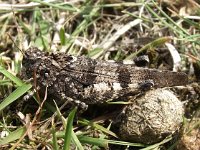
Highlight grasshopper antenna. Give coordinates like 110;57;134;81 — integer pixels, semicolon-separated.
7;33;26;56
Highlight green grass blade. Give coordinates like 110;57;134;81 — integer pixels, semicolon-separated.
63;107;77;150
0;83;32;111
0;79;12;86
78;136;108;148
140;135;172;150
145;2;188;37
59;27;66;45
0;127;26;145
78;119;118;138
71;130;84;150
56;131;145;148
78;136;145;148
87;48;103;58
150;0;189;36
107;139;146;147
0;65;24;86
67;5;100;53
31;0;79;12
125;37;171;60
51;123;60;150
